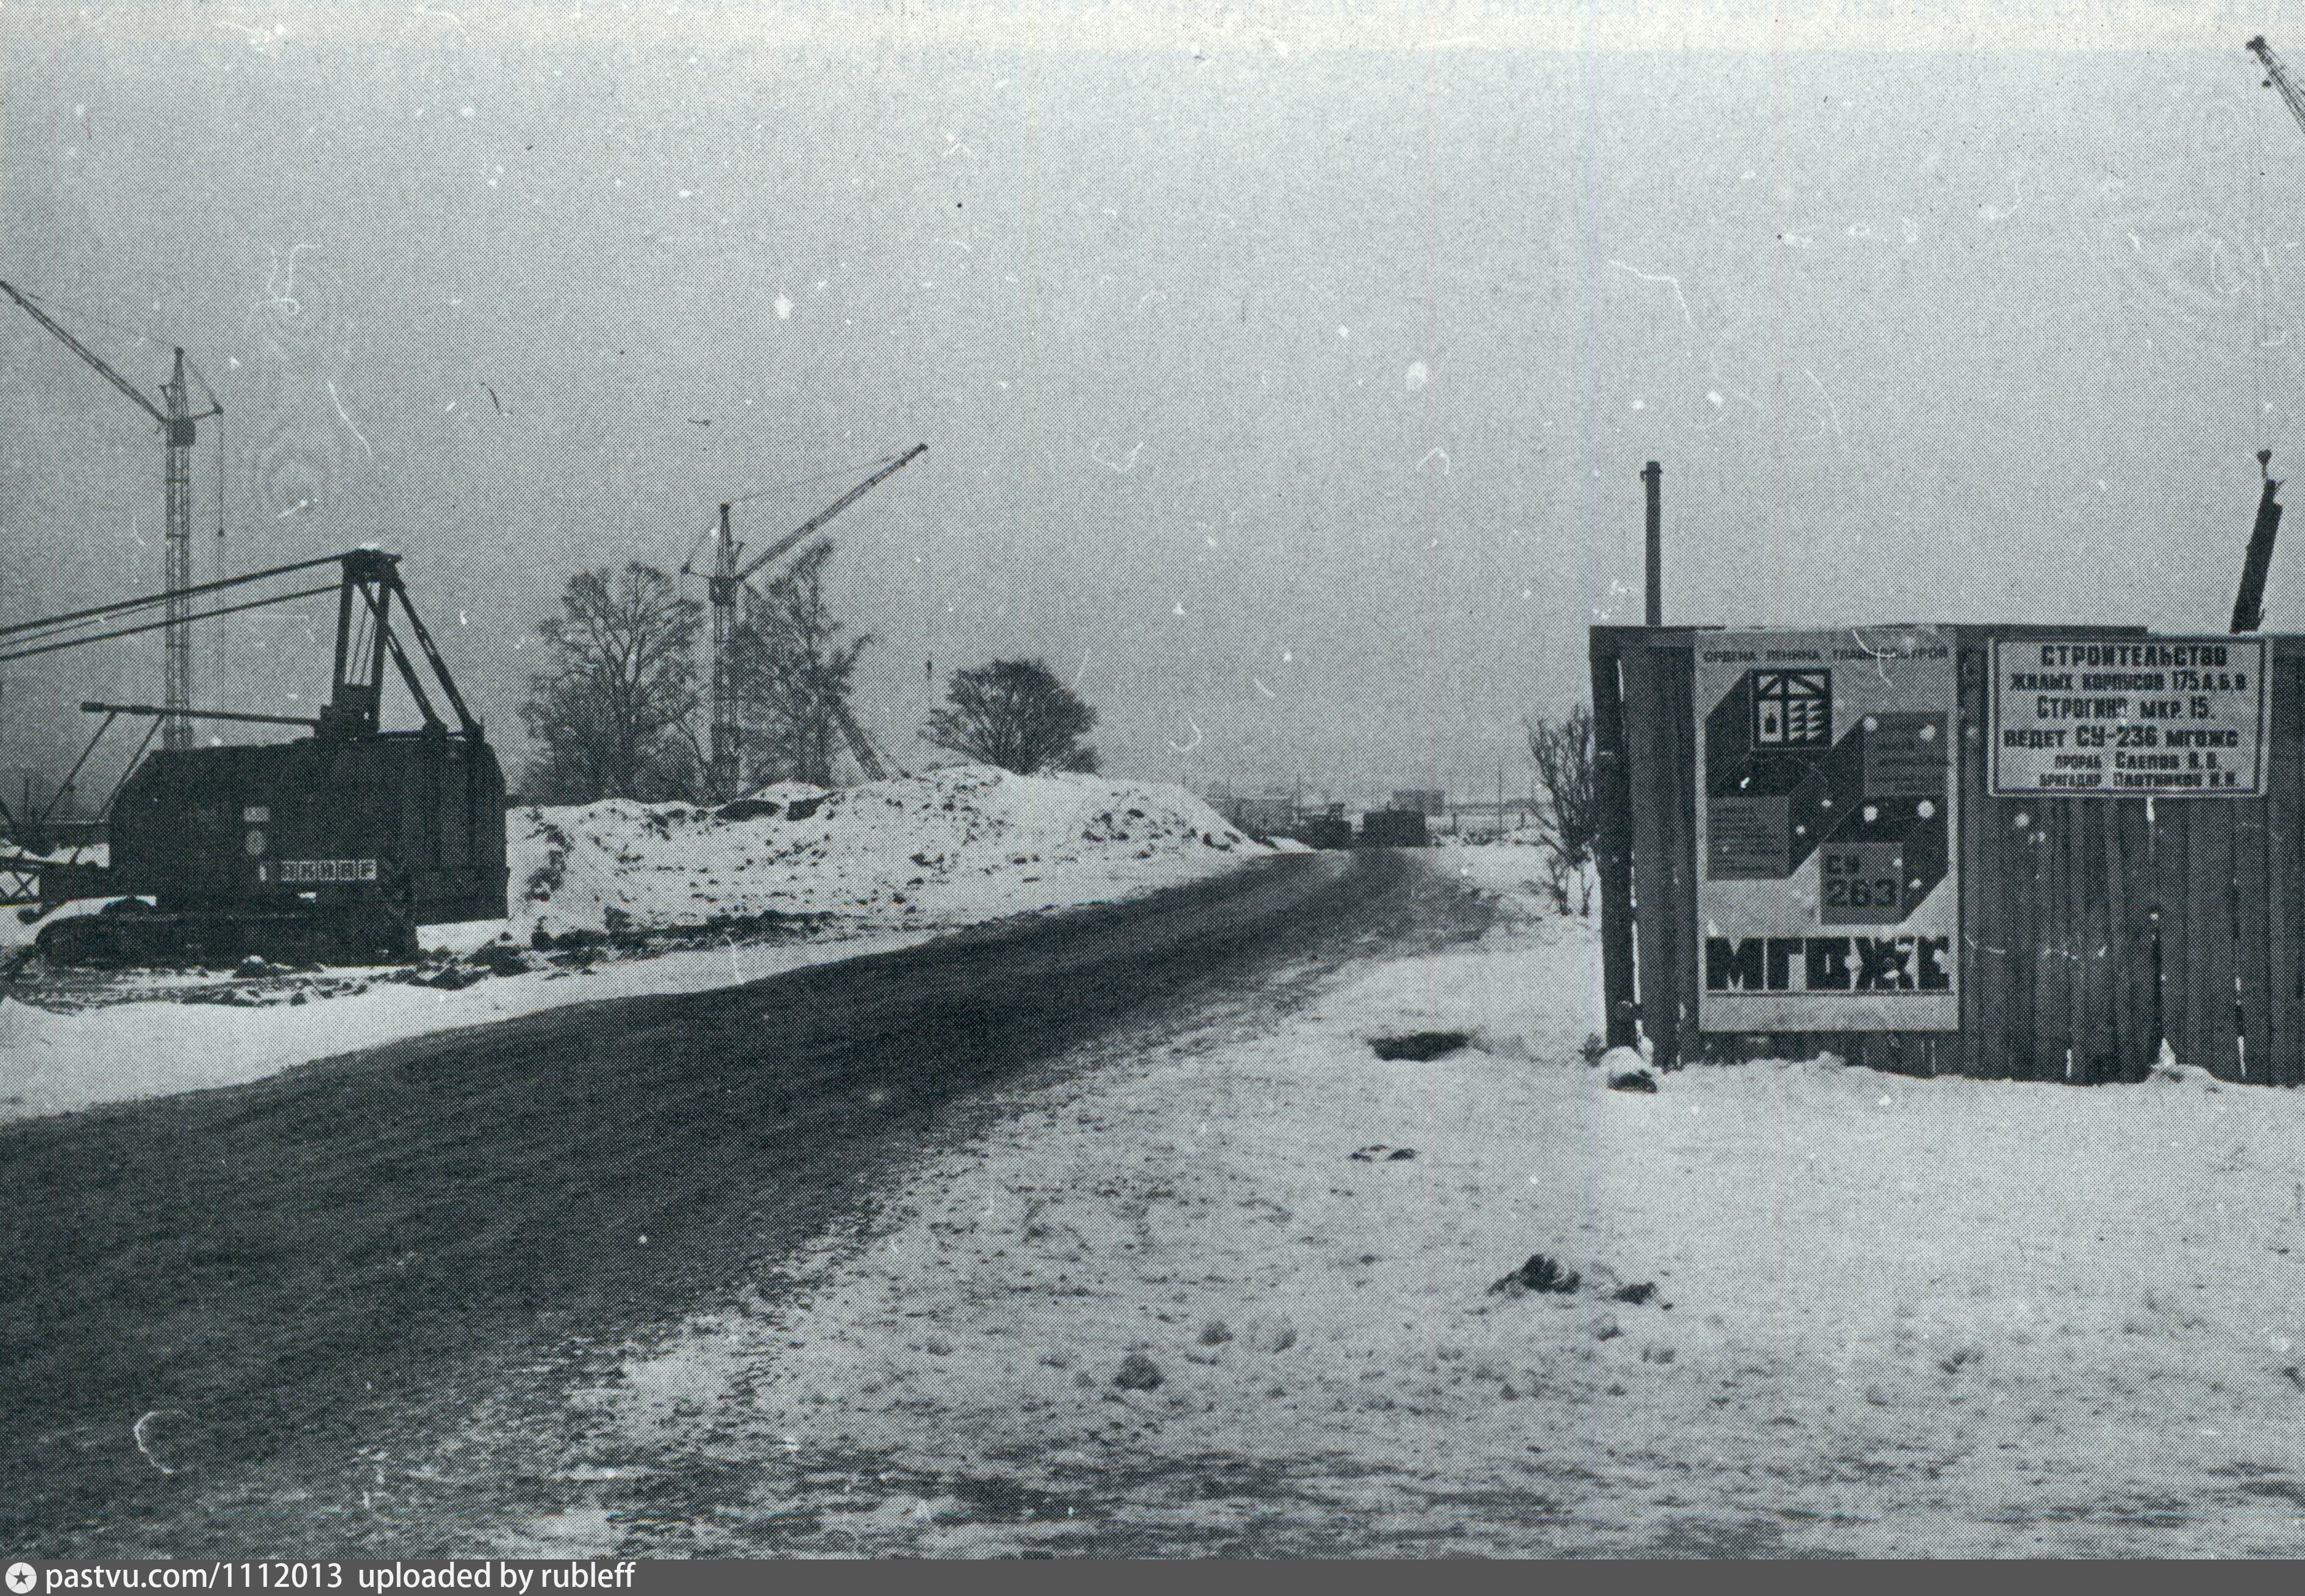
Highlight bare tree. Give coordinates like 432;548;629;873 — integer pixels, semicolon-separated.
921;658;1099;775
520;563;703;803
1525;704;1598;914
730;540;871;789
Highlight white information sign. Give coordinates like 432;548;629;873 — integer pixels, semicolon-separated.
1989;636;2267;797
1693;628;1959;1032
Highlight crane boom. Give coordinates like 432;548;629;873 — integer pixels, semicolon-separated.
2252;36;2305;142
2240;40;2305;631
734;443;927;584
831;697;888;782
0;279;172;426
0;279;223;747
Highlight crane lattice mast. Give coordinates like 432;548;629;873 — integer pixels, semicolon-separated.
709;502;740;802
161;350;196;743
0;280;220;749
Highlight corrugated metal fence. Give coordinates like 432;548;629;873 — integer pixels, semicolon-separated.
1590;625;2305;1085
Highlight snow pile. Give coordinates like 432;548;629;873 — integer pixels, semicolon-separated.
513;764;1266;941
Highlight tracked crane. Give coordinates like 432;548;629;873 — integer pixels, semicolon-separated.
694;443;926;799
0;280;221;747
0;548;504;964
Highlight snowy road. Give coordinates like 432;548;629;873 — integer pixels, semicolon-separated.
1;847;1455;1555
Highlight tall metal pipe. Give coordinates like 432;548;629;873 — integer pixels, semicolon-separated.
1642;460;1662;627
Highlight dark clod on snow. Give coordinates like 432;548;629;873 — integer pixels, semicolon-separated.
1490;1253;1581;1296
1370;1030;1471;1062
1113;1351;1164;1390
465;942;529;976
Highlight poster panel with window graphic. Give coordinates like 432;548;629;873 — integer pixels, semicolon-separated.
1693;628;1959;1031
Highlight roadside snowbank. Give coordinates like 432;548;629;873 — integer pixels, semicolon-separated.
513;765;1262;940
0;768;1269;1125
0;929;936;1126
539;851;2305;1556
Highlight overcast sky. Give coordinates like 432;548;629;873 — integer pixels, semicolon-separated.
5;1;2305;805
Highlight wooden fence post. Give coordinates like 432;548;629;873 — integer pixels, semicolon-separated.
1590;630;1640;1050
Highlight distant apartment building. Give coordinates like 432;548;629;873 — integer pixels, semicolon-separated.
1207;789;1298;837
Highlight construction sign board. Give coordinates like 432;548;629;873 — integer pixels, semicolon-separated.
1694;628;1959;1031
1989;635;2267;797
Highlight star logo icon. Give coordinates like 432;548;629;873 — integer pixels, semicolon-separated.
7;1562;38;1595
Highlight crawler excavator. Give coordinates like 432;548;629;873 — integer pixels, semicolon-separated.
2;549;506;966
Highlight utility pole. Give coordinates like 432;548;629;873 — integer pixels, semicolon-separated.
1642;460;1662;627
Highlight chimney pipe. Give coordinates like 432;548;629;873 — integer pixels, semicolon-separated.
1642;461;1662;627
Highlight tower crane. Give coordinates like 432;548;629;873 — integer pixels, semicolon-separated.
693;443;926;799
0;280;220;748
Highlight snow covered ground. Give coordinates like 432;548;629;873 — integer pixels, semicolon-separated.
0;928;938;1127
490;839;2305;1556
0;767;1268;1126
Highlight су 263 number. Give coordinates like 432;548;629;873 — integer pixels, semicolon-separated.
1820;852;1899;911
